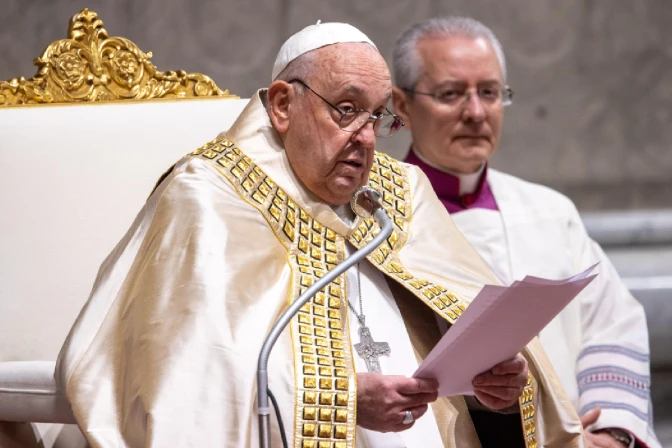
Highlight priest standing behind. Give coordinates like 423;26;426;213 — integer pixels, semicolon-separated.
392;16;661;448
57;22;583;448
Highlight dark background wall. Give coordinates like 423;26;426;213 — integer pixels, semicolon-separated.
2;0;671;210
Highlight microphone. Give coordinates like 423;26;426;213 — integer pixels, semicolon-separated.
257;186;394;448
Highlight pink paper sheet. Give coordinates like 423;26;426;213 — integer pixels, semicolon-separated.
413;265;598;397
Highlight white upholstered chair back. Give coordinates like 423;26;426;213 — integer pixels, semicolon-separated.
0;9;249;447
0;98;248;363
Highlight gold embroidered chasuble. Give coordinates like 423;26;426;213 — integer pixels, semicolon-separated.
56;90;584;448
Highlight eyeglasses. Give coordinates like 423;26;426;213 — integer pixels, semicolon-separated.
403;84;514;108
289;79;404;138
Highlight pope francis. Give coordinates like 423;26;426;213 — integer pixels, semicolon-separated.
56;22;585;448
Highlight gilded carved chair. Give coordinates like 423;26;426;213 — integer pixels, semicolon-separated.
0;9;249;447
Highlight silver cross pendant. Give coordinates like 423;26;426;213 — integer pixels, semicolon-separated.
354;323;391;373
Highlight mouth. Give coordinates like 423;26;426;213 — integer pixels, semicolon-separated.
336;159;366;177
341;160;364;169
455;135;489;140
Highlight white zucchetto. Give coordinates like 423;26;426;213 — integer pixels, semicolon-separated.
271;21;377;81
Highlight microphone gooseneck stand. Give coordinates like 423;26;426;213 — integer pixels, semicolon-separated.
257;187;394;448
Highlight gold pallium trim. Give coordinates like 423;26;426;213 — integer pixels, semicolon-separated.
350;153;538;448
349;153;469;325
191;138;538;447
519;373;537;448
191;137;356;448
0;8;236;107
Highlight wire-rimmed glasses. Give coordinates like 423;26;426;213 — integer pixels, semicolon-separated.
289;79;404;137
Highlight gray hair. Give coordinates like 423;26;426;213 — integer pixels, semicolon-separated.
392;16;507;90
273;50;318;93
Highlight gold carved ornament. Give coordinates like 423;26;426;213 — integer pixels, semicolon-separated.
0;8;236;106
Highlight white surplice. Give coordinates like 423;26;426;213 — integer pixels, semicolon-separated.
449;169;661;447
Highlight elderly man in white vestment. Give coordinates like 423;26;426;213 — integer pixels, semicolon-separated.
392;16;661;448
56;22;585;448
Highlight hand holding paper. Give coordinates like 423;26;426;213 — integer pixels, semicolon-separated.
414;264;598;398
472;354;529;410
356;373;439;432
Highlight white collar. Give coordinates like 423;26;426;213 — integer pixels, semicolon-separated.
412;151;485;195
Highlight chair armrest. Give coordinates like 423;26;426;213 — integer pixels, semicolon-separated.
0;361;76;424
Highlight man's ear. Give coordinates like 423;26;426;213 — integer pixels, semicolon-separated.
392;86;413;132
268;80;294;134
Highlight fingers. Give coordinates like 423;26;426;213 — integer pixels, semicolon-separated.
400;404;429;426
473;355;528;390
585;431;623;448
472;357;528;410
580;407;601;428
408;404;429;422
396;377;438;409
378;405;428;433
474;390;515;411
491;355;528;375
369;375;438;407
356;373;438;433
397;377;439;395
391;404;430;432
584;432;600;448
473;385;523;402
473;371;528;389
401;391;439;409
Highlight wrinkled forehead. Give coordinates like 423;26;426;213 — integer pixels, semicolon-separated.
310;43;392;99
417;36;503;85
315;41;380;63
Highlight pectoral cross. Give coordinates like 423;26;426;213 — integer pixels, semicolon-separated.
354;323;391;373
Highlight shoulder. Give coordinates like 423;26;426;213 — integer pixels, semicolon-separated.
397;159;432;192
488;169;579;219
151;156;257;220
395;159;440;208
370;152;432;199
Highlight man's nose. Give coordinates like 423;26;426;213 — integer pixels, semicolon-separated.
352;120;377;149
462;93;487;122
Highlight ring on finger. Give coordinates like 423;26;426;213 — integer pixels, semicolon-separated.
402;410;414;425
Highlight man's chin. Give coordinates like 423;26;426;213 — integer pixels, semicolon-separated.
456;144;492;162
325;179;366;206
318;192;354;207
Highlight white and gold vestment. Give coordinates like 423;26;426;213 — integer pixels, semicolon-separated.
57;90;584;448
